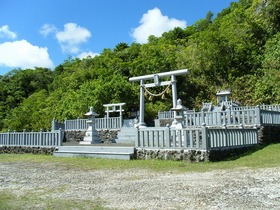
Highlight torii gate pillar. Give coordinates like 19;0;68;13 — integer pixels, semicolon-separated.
171;75;177;110
129;69;188;127
139;79;146;127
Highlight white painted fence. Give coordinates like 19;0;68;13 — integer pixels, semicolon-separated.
207;126;258;148
259;104;280;112
136;127;207;149
95;117;122;129
158;111;174;119
0;129;63;147
52;117;123;131
185;108;261;126
136;126;258;150
260;110;280;125
64;118;87;130
158;106;280;127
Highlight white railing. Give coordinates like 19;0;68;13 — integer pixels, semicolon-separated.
260;110;280;125
207;126;258;148
136;126;258;150
158;107;280;127
0;129;63;147
158;110;174;119
64;118;87;130
95;117;122;129
185;108;261;127
136;127;206;149
260;104;280;112
64;117;122;130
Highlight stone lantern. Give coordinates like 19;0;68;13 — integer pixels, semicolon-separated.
80;106;100;144
171;99;187;129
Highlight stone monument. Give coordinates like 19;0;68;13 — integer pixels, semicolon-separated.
80;107;100;144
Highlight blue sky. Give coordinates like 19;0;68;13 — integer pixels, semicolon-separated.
0;0;237;75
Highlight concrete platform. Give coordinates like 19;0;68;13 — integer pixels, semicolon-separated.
53;145;136;160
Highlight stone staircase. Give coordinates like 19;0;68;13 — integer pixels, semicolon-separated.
115;127;138;144
53;146;135;160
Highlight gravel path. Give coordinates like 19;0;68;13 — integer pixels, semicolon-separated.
0;161;280;209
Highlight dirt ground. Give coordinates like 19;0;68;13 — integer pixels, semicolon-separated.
0;161;280;209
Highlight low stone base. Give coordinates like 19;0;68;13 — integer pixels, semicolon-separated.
136;146;257;162
64;130;119;144
0;146;57;155
258;125;280;144
136;148;209;162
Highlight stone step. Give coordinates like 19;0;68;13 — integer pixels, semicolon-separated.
116;128;137;144
53;146;135;160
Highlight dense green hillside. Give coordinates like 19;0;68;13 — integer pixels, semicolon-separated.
0;0;279;131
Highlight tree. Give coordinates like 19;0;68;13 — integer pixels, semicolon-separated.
254;33;280;104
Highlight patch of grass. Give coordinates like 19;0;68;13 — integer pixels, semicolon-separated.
0;144;280;173
0;190;107;210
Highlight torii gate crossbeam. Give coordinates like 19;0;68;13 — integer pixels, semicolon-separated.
129;69;188;127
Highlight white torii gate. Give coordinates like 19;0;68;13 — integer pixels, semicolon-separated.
103;103;126;127
129;69;189;127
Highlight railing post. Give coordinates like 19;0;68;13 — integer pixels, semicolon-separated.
270;110;273;124
22;129;26;146
13;130;16;146
240;124;244;146
253;124;258;144
201;123;209;150
226;108;231;126
223;123;227;147
255;105;261;126
59;128;63;146
135;128;139;147
201;110;205;125
64;118;67;130
77;117;80;130
39;129;43;146
7;129;10;145
119;116;122;129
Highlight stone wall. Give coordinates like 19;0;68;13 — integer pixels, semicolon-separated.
154;119;173;127
136;148;209;162
99;129;119;143
0;146;57;155
258;125;280;144
63;130;119;143
64;131;86;143
135;146;260;162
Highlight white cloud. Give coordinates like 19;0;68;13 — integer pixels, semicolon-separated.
77;51;99;59
39;24;57;37
56;23;91;54
0;25;17;39
131;8;187;43
0;40;54;69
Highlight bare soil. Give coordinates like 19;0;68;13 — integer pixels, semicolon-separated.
0;161;280;209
